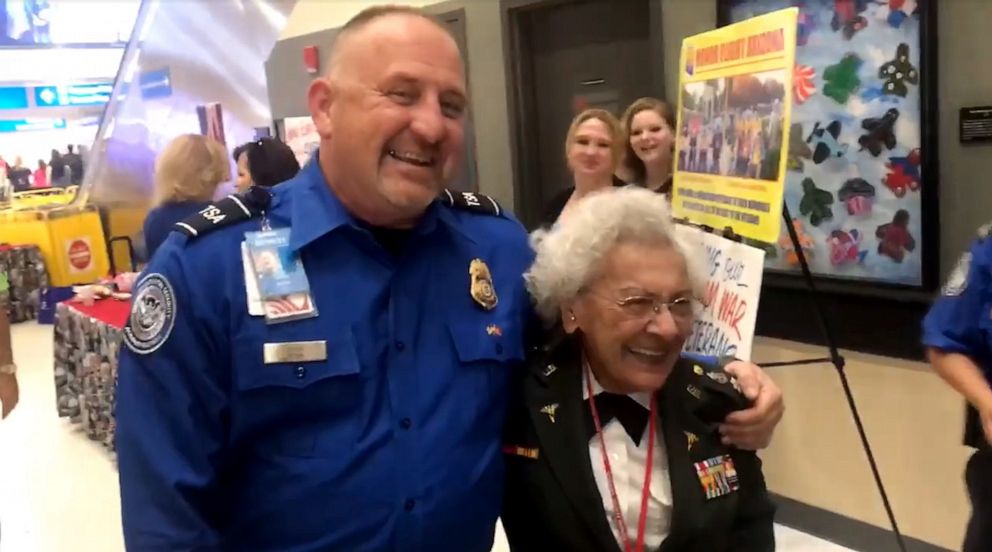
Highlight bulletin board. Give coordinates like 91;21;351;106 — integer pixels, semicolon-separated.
719;0;939;290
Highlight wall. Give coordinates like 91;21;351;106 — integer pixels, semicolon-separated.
937;0;992;276
273;0;515;208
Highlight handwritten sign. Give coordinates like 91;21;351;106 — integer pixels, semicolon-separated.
283;116;319;167
675;224;765;361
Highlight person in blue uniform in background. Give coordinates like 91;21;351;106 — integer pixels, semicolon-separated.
923;226;992;552
114;6;784;551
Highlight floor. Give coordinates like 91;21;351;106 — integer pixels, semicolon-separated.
1;322;859;551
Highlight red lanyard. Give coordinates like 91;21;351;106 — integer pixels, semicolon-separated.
585;362;657;552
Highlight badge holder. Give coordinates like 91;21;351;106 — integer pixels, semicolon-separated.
244;216;318;324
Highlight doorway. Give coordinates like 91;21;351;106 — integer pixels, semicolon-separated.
503;0;664;227
435;8;478;193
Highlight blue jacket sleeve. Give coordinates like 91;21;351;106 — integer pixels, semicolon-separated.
115;239;230;550
922;238;990;357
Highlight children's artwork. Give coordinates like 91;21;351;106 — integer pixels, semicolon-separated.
723;0;928;286
822;53;862;104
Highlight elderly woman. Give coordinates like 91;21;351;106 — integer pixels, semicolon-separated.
143;134;230;258
502;187;776;552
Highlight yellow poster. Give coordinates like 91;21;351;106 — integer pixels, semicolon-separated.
672;8;797;243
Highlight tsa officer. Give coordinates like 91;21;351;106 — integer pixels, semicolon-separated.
924;225;992;552
115;6;784;551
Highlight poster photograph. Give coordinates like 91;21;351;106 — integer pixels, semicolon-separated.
672;8;798;244
722;0;933;287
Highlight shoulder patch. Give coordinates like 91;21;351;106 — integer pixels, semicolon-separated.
174;193;265;239
123;273;176;355
942;252;972;296
440;189;503;217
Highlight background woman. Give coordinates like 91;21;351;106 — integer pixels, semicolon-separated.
142;134;229;258
233;137;300;193
503;187;777;551
541;108;624;225
619;97;677;196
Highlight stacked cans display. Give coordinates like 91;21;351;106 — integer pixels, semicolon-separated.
0;245;48;322
53;302;122;449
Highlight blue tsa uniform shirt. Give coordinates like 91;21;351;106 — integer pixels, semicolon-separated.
115;155;534;552
923;229;992;375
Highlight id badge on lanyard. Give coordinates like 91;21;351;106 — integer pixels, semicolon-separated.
243;227;318;324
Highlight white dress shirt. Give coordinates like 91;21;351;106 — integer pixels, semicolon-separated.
584;369;673;549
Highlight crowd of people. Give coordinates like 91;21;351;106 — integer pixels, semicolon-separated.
0;144;85;192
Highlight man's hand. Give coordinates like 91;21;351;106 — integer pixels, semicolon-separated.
0;373;18;419
719;361;784;450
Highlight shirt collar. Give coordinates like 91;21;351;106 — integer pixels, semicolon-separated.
285;151;472;251
581;362;652;410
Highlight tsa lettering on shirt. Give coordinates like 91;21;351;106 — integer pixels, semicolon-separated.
114;156;536;551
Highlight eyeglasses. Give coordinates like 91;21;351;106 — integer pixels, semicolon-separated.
583;290;697;324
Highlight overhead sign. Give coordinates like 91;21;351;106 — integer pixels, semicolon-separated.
0;87;30;110
0;118;66;132
34;82;114;107
139;68;173;100
672;8;798;243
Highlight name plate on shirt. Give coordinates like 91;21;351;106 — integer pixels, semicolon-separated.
263;341;327;364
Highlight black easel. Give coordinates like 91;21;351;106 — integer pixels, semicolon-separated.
770;203;908;552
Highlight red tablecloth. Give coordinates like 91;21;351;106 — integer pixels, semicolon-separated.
61;298;131;329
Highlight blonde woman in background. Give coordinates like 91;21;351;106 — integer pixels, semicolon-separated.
142;134;230;258
541;108;625;226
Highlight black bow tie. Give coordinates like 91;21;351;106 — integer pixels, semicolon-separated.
585;392;650;446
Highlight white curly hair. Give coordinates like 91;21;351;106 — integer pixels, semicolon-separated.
524;186;707;323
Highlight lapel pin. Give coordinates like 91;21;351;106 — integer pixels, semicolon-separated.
486;323;502;336
684;431;699;451
543;363;558;377
686;384;702;399
706;371;729;384
540;403;559;424
693;364;704;375
469;258;498;311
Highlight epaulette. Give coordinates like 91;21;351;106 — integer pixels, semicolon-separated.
174;186;272;239
440;189;503;217
684;357;750;425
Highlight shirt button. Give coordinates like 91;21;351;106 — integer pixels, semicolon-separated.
404;499;416;511
495;343;504;355
295;366;306;379
400;418;412;430
395;341;405;351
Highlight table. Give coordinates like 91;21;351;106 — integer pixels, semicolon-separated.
53;298;130;449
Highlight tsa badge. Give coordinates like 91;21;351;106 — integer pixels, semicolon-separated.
469;258;498;310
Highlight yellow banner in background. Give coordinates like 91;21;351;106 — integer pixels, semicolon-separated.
672;7;797;243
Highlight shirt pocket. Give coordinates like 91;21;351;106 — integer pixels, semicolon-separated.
447;317;526;423
232;328;363;458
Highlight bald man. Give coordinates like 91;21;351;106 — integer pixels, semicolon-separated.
115;6;783;551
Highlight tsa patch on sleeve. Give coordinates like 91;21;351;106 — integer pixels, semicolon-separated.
941;252;972;296
123;273;177;354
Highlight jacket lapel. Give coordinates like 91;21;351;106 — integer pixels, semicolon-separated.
657;362;705;552
526;341;620;552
